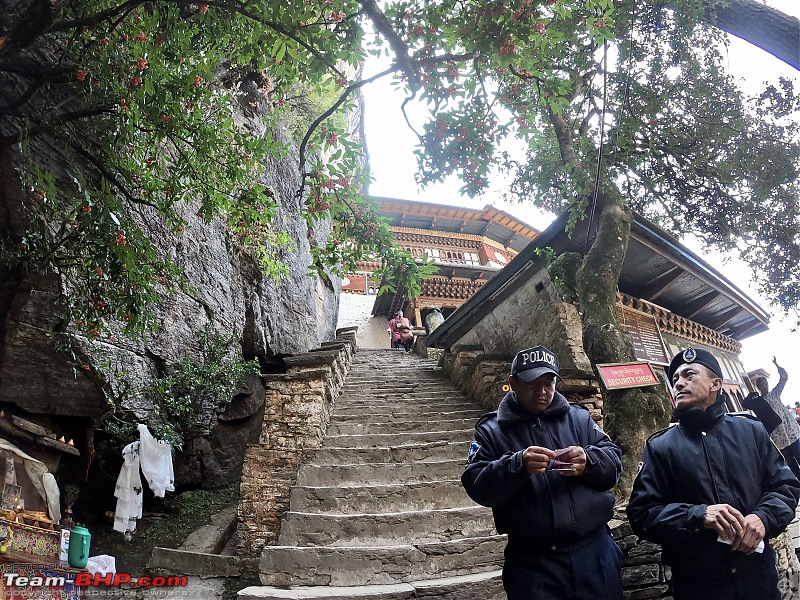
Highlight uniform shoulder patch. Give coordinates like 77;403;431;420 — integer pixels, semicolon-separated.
467;440;482;464
592;421;609;438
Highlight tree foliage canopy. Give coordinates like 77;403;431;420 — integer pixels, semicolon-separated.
1;0;798;345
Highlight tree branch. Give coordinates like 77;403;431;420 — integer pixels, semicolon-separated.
359;0;420;88
2;105;116;145
72;145;159;209
49;0;149;32
297;64;400;190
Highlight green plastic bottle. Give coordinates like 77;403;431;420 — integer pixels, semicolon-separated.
67;525;91;568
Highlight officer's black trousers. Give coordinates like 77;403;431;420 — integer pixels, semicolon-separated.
502;530;623;600
669;544;780;600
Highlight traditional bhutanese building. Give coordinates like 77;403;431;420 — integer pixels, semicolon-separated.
341;197;539;327
426;203;770;412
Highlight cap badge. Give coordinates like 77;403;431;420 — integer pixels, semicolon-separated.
683;348;696;363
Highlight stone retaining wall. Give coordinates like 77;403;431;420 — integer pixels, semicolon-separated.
436;345;603;424
237;328;356;567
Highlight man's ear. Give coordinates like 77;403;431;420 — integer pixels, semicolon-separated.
508;374;517;392
710;377;722;392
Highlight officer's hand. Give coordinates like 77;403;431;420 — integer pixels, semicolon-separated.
553;446;586;476
522;446;556;475
703;503;745;541
732;514;766;554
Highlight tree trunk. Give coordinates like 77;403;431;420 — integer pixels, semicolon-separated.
705;0;799;71
574;183;671;500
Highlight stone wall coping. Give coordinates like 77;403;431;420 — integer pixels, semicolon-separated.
336;326;359;335
316;342;348;351
259;369;330;384
284;351;339;366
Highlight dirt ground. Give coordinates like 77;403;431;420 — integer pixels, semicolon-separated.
87;484;238;574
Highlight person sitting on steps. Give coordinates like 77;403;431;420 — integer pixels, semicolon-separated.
387;310;414;352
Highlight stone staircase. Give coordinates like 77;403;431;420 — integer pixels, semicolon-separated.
239;349;506;599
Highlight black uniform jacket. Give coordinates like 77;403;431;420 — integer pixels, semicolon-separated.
627;399;800;573
461;391;622;545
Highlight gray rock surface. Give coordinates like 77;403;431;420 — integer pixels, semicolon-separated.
0;97;344;486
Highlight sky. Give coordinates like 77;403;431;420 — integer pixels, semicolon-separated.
359;3;800;406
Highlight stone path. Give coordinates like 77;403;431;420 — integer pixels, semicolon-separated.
239;350;506;599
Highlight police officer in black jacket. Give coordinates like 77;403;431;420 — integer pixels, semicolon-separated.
462;345;623;600
627;348;800;600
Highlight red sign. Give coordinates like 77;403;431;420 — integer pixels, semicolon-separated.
596;362;659;390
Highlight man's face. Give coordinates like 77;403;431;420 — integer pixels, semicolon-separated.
756;378;769;396
510;373;557;414
672;363;721;410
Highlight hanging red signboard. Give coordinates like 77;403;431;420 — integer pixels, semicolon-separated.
596;362;660;390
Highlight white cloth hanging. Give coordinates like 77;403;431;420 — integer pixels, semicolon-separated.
137;424;174;498
113;441;142;533
0;437;60;522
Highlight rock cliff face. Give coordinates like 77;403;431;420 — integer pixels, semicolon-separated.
0;112;343;487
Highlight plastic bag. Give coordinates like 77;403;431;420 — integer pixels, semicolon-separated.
86;554;117;576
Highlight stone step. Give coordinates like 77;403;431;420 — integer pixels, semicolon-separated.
296;458;466;486
333;400;473;414
322;429;473;448
336;386;468;404
338;392;463;403
289;480;473;514
342;380;454;393
277;506;495;547
343;374;448;382
332;404;482;417
330;409;482;422
178;504;238;554
259;536;505;586
309;441;466;465
327;418;476;436
239;570;506;600
346;366;441;373
347;364;440;371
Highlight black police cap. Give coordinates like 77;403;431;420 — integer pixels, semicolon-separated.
667;347;723;382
